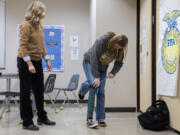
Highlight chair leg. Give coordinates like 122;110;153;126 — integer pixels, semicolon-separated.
63;91;68;104
0;105;7;119
0;97;7;109
72;91;80;105
47;94;59;114
14;99;19;106
54;90;61;104
72;91;82;109
5;96;11;113
53;90;64;110
47;94;55;107
59;91;68;110
0;96;11;119
0;97;8;115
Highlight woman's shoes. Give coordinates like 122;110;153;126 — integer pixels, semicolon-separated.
22;119;56;131
37;119;56;125
23;124;39;131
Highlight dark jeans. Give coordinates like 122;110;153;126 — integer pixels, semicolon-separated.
17;57;47;126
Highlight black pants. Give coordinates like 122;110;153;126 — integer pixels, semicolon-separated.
17;58;47;126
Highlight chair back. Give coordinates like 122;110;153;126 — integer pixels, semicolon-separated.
67;74;80;91
44;74;56;93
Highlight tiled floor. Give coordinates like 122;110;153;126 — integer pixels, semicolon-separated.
0;104;178;135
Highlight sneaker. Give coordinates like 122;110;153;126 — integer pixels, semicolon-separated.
78;91;84;100
98;121;107;127
87;119;99;129
23;124;39;131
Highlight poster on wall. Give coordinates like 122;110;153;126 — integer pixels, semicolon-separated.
42;25;65;71
71;48;79;60
70;36;78;47
17;25;65;71
157;0;180;96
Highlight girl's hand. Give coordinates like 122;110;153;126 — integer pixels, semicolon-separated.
92;78;100;88
107;72;114;79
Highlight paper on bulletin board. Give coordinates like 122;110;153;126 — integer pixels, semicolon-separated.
70;36;78;47
71;49;79;60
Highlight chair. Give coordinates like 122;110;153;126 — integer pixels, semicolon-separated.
54;74;80;109
43;74;58;113
0;92;20;119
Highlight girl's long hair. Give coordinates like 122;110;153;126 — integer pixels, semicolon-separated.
107;34;128;61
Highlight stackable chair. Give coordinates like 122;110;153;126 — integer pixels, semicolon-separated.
54;74;81;110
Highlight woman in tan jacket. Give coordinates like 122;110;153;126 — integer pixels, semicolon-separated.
17;1;55;131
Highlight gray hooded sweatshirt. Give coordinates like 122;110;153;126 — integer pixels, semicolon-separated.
83;35;124;78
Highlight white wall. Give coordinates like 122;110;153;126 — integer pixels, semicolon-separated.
0;0;90;100
90;0;96;46
0;0;137;108
0;0;5;68
96;0;137;107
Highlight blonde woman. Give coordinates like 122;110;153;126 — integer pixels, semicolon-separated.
17;1;55;131
79;32;128;128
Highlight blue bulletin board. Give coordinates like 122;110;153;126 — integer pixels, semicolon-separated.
42;25;64;71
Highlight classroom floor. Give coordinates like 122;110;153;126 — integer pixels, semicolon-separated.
0;104;178;135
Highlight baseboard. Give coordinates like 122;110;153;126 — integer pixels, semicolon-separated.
138;110;143;113
167;126;180;134
105;107;136;112
0;100;88;104
0;100;137;113
44;99;88;104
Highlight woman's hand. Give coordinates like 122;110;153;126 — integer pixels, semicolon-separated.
107;72;114;79
47;60;52;72
92;78;100;88
27;61;36;73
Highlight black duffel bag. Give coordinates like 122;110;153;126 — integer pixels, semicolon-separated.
138;99;170;131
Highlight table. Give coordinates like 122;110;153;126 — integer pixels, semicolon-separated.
0;73;19;119
0;73;19;92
